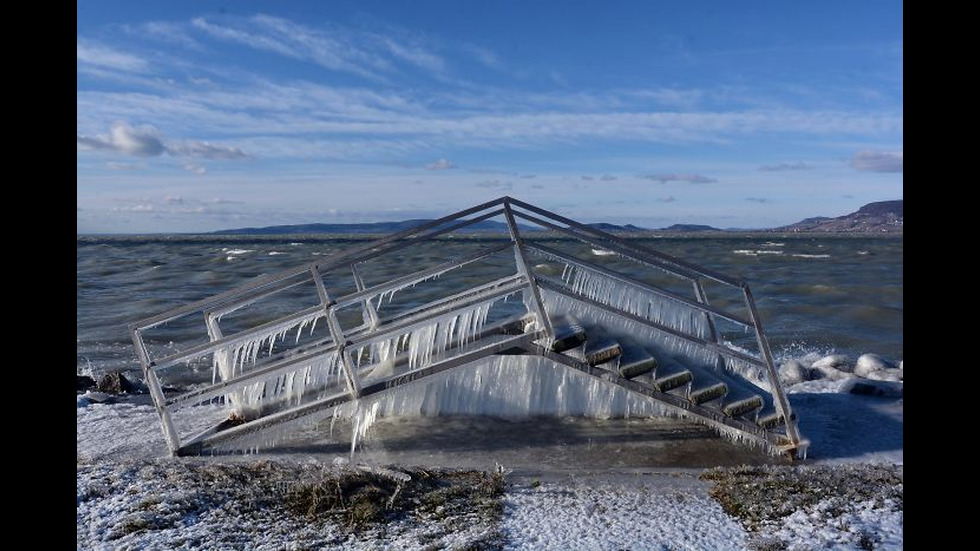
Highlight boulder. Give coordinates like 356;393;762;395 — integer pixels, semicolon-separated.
811;364;852;381
798;352;823;368
841;379;903;398
778;360;809;385
866;368;902;382
83;391;115;404
77;375;96;393
812;354;853;373
96;371;137;394
854;354;894;378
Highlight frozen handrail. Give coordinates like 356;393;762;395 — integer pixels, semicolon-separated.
131;197;805;458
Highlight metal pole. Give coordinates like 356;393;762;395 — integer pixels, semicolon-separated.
310;266;362;398
350;263;380;330
503;201;554;337
742;284;801;445
692;278;728;373
130;328;181;455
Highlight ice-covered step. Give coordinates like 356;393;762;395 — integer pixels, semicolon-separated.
584;333;622;366
550;317;587;353
614;344;659;379
654;370;693;393
722;395;764;418
689;382;728;405
756;411;786;429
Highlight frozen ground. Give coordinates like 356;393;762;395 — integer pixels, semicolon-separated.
77;378;902;549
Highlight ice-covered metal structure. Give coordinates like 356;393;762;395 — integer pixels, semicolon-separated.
130;197;806;457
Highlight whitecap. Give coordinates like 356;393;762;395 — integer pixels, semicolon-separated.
591;248;616;256
791;253;830;259
225;249;254;256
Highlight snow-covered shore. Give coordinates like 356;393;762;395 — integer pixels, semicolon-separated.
77;353;902;549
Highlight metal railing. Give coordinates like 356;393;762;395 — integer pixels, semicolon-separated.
131;197;804;457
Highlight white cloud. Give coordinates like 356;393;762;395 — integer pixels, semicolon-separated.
76;38;148;72
191;15;389;80
425;158;455;170
758;161;810;172
382;38;445;74
465;45;503;70
167;141;249;160
640;173;718;184
137;21;204;50
77;122;248;161
184;163;207;175
105;162;144;171
851;150;903;172
77;123;165;156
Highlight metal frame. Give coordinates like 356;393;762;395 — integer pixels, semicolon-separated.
130;196;804;457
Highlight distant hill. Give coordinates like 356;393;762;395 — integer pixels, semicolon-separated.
214;219;517;235
213;200;902;236
586;222;647;232
658;224;722;232
777;200;903;233
216;219;648;235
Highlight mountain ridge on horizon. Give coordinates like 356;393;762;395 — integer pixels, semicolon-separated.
213;199;903;235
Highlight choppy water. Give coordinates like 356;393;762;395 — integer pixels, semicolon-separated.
76;235;903;379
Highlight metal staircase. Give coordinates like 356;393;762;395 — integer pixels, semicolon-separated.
130;197;806;458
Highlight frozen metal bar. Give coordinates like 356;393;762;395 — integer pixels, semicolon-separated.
184;331;543;454
503;201;553;336
525;344;797;453
742;285;801;445
526;242;754;328
507;197;743;287
132;200;508;332
536;279;767;368
511;210;702;282
151;306;324;371
334;242;512;309
311;266;362;398
131;328;181;454
350;263;380;330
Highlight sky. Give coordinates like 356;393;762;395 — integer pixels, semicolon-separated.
77;0;903;233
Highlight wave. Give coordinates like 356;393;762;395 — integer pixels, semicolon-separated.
732;249;784;256
791;254;831;259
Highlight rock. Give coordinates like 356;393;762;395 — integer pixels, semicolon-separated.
812;354;853;373
96;371;137;394
866;368;902;382
811;364;852;381
799;352;823;369
77;375;96;393
854;354;894;378
841;379;903;398
778;360;809;385
83;391;115;404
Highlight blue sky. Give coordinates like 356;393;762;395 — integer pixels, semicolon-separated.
77;0;903;233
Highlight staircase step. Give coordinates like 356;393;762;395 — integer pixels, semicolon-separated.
585;336;622;366
723;395;764;418
756;411;785;429
550;318;587;353
655;370;693;393
689;382;728;405
616;345;659;379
